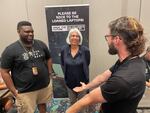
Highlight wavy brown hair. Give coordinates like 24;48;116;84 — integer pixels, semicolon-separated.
108;16;146;57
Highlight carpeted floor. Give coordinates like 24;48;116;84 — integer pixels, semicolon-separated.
35;98;100;113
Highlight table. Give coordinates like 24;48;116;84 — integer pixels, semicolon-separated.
137;88;150;112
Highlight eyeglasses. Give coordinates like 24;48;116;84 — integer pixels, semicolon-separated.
104;34;116;41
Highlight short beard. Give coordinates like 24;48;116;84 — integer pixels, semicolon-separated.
108;43;118;55
20;37;33;45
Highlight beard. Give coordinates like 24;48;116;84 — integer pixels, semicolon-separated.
108;43;118;55
20;36;33;45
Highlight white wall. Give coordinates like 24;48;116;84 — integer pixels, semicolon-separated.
0;0;149;79
140;0;150;44
0;0;27;52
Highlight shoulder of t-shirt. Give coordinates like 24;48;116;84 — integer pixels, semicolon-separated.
4;40;19;51
127;57;144;66
101;76;132;102
34;39;46;46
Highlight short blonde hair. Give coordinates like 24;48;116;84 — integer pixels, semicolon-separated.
66;28;83;45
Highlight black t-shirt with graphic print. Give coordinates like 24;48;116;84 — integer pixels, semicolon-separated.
1;39;51;93
100;57;146;113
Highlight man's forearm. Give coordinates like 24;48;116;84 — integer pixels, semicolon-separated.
1;71;17;96
67;87;106;113
85;69;111;90
47;58;53;73
66;94;92;113
0;83;7;89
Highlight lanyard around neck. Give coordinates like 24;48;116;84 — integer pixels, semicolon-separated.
18;40;34;59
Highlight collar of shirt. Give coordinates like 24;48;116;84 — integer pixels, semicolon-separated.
66;45;82;56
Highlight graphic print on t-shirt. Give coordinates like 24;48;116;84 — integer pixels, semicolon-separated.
22;49;44;60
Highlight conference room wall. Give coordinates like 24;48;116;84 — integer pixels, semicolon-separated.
0;0;149;79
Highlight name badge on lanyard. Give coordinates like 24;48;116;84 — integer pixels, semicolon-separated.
32;66;38;76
